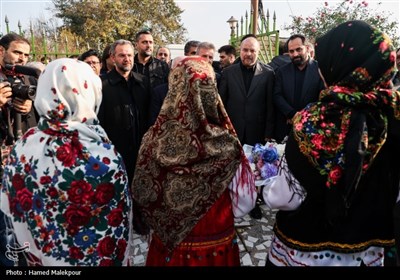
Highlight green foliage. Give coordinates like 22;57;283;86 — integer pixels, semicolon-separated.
285;0;398;47
51;0;187;50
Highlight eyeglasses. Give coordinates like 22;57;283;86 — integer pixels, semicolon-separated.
85;61;100;66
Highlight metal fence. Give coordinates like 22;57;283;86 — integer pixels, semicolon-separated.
228;7;281;63
3;16;81;61
4;6;282;64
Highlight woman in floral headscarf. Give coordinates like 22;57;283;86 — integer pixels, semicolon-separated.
0;58;131;266
131;56;257;266
264;20;400;266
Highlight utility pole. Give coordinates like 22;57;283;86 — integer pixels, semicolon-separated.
251;0;259;35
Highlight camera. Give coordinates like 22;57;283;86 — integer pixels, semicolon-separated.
0;64;40;101
9;78;36;101
0;77;36;101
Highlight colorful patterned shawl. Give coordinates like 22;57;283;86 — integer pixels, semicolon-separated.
132;57;250;251
0;58;131;266
292;21;400;202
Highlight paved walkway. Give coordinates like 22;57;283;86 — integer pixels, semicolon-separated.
129;204;277;266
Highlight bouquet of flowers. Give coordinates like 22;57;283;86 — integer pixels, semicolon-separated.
243;142;285;186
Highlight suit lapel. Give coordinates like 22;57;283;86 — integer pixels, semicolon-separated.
287;65;296;105
300;60;313;104
233;65;246;96
247;62;263;97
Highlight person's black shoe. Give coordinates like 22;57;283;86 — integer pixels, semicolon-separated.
257;187;265;205
249;204;262;220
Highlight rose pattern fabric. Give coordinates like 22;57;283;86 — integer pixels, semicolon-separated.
294;20;400;189
0;58;131;266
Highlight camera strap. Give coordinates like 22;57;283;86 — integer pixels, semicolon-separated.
5;106;15;145
0;65;23;78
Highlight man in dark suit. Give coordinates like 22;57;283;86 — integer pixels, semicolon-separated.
219;36;275;220
273;34;325;143
268;40;290;72
219;36;275;146
98;39;151;185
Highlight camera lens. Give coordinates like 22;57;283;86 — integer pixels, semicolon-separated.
11;79;36;101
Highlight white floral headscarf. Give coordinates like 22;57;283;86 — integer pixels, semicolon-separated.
0;58;131;266
34;57;104;142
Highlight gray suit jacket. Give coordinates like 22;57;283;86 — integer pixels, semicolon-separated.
219;61;275;145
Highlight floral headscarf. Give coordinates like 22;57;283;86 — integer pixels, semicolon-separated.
0;58;131;266
292;21;400;199
132;56;251;251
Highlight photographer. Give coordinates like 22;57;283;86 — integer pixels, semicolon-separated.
0;33;37;266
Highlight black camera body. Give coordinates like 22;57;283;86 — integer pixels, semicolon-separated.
9;78;36;101
0;64;40;101
0;76;36;101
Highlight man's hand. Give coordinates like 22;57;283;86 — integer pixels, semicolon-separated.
12;98;32;115
0;81;12;107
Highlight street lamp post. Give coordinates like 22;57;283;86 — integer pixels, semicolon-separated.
227;16;238;46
